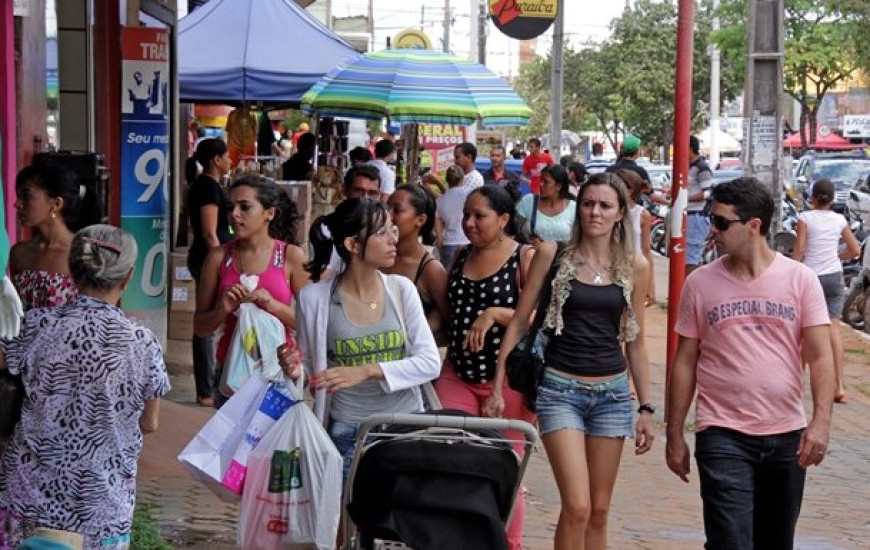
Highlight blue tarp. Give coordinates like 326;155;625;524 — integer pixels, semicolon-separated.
178;0;360;104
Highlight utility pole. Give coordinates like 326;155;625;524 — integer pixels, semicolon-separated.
478;0;487;65
469;0;478;62
442;0;451;52
709;0;721;168
665;0;695;372
421;6;425;31
325;0;333;29
549;0;564;156
742;0;784;234
368;0;374;52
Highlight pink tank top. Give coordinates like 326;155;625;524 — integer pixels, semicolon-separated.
215;239;294;366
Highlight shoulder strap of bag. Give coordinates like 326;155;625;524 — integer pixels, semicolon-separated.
516;244;530;290
386;275;442;410
530;194;539;235
526;242;566;337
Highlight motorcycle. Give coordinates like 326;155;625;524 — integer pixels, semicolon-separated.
649;203;668;256
842;236;870;332
843;217;868;288
772;195;800;256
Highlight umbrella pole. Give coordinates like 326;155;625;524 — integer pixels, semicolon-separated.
408;123;420;185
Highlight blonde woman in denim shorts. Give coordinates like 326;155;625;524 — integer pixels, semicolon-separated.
489;172;655;550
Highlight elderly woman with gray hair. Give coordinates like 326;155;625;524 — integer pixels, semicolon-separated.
0;224;170;550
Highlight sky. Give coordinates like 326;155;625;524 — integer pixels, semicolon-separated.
329;0;629;77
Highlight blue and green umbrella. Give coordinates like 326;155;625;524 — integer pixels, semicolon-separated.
300;49;531;127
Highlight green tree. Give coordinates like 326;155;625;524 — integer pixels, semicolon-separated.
510;0;743;160
608;0;743;160
715;0;864;148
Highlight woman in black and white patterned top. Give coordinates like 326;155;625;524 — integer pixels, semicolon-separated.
434;185;534;550
0;225;170;550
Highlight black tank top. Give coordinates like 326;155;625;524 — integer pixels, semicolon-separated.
545;279;627;377
447;245;521;383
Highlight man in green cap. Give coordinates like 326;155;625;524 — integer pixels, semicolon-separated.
606;134;650;184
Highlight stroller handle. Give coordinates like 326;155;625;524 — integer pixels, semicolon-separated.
358;412;540;446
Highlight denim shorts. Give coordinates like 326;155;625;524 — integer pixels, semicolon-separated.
818;271;845;318
536;369;634;438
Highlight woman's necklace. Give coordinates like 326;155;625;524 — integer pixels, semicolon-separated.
581;256;609;284
342;287;379;309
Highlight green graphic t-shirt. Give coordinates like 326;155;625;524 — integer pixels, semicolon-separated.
326;286;421;423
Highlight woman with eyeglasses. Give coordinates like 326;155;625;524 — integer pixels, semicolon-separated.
435;185;536;550
791;178;861;404
290;198;440;480
193;176;309;407
491;172;654;550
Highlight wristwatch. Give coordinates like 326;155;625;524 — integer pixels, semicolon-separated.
637;403;655;415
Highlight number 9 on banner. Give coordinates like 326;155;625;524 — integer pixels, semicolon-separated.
135;148;167;203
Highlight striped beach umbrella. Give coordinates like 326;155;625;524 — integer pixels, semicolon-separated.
301;49;532;127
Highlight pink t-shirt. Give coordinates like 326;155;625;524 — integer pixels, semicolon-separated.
676;254;830;436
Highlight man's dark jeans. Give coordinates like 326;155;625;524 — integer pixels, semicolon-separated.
695;427;806;550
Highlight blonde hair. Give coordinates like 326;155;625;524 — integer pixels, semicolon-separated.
565;172;634;282
445;165;464;188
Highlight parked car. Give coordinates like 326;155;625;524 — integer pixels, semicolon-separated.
716;158;743;170
848;173;870;226
712;169;743;185
791;150;870;212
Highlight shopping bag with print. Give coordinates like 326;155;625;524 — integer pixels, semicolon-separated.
177;374;269;502
221;382;297;495
221;274;286;395
238;379;342;550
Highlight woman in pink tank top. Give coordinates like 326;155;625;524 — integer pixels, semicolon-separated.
193;176;309;405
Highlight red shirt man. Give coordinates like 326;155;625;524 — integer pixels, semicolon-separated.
521;137;554;193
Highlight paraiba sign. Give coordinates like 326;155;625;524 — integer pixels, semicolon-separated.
489;0;557;40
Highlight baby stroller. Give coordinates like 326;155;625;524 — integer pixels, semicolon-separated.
341;410;539;550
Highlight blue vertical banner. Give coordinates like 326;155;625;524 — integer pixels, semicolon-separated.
120;27;170;338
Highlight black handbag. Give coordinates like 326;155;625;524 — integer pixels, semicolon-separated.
506;243;564;412
0;369;24;437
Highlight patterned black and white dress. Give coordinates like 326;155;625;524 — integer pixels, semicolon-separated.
0;296;170;550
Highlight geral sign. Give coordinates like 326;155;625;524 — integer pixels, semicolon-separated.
843;115;870;139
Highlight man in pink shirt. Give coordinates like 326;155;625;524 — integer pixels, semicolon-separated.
521;137;553;194
666;177;835;549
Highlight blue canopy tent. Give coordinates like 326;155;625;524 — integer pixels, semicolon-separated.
178;0;360;104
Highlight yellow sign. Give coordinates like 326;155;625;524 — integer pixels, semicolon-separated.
393;29;432;50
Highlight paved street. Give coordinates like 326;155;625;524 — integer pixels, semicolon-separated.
140;254;870;549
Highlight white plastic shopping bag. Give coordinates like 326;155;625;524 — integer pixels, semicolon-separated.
177;374;269;502
222;383;297;495
238;379;343;550
221;274;286;394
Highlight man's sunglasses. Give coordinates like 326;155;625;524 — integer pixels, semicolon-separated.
709;214;749;231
